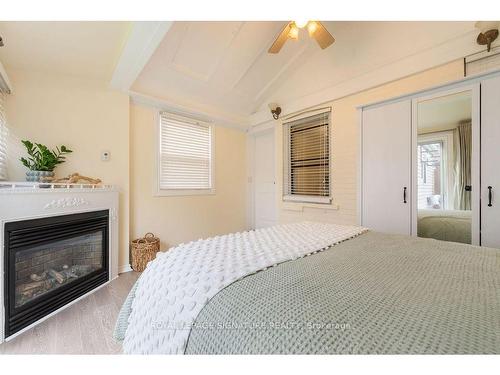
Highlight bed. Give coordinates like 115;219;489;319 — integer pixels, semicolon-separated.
417;209;471;244
115;223;500;354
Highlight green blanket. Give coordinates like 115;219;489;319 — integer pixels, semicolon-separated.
185;232;500;354
116;231;500;354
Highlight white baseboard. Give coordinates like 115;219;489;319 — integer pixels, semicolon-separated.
118;264;133;274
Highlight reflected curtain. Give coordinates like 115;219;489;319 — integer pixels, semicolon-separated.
453;121;472;210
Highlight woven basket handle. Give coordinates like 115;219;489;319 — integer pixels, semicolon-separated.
144;232;155;239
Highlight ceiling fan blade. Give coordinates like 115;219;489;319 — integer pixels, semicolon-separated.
268;23;292;54
311;22;335;49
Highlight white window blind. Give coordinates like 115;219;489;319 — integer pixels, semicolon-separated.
0;92;8;181
158;112;213;193
283;110;331;203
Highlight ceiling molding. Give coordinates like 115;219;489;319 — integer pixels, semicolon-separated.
248;29;482;128
227;22;286;92
170;22;244;82
110;21;172;91
129;90;248;131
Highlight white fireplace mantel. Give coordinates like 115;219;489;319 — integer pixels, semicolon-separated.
0;182;120;343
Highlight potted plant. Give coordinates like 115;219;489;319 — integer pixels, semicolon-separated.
20;140;73;182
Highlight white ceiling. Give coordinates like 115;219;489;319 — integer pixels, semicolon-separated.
0;21;131;80
0;21;488;128
417;90;472;131
131;21;317;122
131;21;482;126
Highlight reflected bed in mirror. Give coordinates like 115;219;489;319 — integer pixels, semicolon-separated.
416;90;472;244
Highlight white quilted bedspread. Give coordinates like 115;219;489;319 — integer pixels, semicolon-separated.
122;221;367;354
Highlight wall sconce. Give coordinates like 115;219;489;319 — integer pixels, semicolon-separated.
475;21;499;52
268;103;282;120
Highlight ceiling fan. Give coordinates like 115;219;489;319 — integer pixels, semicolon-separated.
268;21;335;54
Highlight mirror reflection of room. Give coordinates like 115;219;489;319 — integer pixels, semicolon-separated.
417;91;472;244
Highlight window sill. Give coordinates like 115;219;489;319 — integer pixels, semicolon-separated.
282;202;340;212
154;188;216;197
283;195;331;204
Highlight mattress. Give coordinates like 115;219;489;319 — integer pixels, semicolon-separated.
116;231;500;354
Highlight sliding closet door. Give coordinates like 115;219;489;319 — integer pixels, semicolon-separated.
481;76;500;248
362;100;411;235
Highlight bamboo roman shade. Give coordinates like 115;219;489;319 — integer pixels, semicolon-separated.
283;110;330;201
0;92;7;181
159;112;213;190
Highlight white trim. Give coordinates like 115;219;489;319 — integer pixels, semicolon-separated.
154;111;216;197
357;108;363;225
110;21;172;91
358;68;500;110
130;90;247;131
247;126;277;230
119;264;133;274
282;108;333;204
282;106;332;123
409;84;480;245
283;195;332;204
416;131;454;209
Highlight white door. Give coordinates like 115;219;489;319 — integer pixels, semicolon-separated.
254;129;276;229
362;100;412;235
480;76;500;248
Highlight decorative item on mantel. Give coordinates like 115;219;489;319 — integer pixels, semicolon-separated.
131;233;161;272
52;173;102;186
20;140;73;182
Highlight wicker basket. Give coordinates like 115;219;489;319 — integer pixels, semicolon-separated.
131;232;160;272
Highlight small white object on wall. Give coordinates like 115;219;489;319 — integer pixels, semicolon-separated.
101;150;111;161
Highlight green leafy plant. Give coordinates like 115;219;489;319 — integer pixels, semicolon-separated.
20;140;73;172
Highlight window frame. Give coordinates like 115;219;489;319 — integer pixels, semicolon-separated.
417;131;454;210
282;108;332;205
154;111;216;197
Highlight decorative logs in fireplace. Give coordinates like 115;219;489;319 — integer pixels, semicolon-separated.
15;264;96;307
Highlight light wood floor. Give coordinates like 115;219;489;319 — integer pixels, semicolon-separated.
0;271;140;355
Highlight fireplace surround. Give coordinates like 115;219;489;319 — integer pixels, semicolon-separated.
4;210;109;336
0;183;120;342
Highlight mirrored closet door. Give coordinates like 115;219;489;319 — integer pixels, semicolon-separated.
413;87;479;245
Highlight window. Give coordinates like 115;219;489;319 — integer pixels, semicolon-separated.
417;131;453;210
0;92;8;181
157;111;214;196
283;110;331;204
417;141;444;209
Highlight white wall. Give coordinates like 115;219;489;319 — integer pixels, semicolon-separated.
250;59;466;227
129;103;247;250
5;68;131;269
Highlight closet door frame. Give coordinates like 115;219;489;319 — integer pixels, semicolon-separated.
410;84;480;245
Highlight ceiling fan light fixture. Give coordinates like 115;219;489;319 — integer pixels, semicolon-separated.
294;20;309;29
307;21;318;36
288;24;299;39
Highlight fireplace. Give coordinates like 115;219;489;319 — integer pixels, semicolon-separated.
4;210;109;337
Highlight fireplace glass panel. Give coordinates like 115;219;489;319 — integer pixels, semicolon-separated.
14;231;103;308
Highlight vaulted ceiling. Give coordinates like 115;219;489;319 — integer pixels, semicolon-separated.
0;21;491;129
131;21;483;126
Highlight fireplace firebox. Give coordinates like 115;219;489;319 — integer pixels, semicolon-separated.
4;210;109;337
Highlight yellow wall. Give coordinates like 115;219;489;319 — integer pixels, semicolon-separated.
130;103;247;250
5;69;130;269
275;59;465;225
